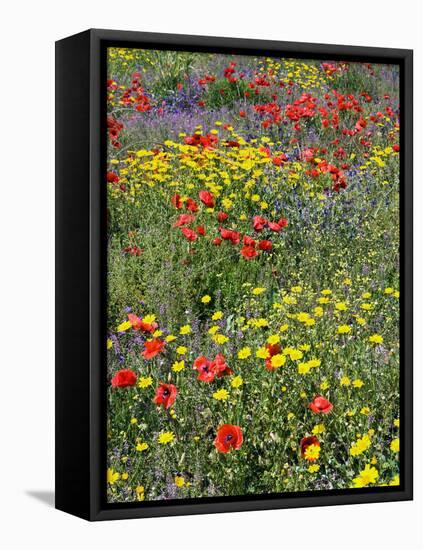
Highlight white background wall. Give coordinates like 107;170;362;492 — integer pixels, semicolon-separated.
0;1;420;547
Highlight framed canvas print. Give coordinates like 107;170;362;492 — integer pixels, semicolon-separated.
55;29;413;521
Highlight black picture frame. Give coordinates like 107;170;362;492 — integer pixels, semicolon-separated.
55;28;413;521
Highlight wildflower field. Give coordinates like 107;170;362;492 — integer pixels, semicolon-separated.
106;47;400;503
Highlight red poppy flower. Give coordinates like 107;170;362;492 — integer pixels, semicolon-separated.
240;245;257;259
300;436;321;460
272;154;288;166
142;339;165;359
243;235;256;247
181;227;197;241
258;239;272;251
239;110;246;117
123;245;142;256
154;383;177;409
127;313;157;333
228;231;241;245
212;354;233;377
127;314;141;328
184;133;218;149
184;135;198;146
196;224;206;236
273;218;288;231
308;395;333;414
219;227;233;240
171;194;182;209
355;116;367;132
217;211;229;222
107;171;120;184
263;343;282;370
193;355;216;382
264;359;274;371
173;214;195;227
393;144;400;152
225;140;240;148
301;147;315;162
186;198;199;212
268;221;283;232
107;115;123;144
199;190;215;208
252;215;267;232
111;369;137;388
266;343;282;357
212;237;222;246
214;424;243;453
219;227;241;245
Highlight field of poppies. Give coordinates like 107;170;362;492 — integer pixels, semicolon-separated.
106;47;400;503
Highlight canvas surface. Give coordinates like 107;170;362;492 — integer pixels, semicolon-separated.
105;48;400;503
